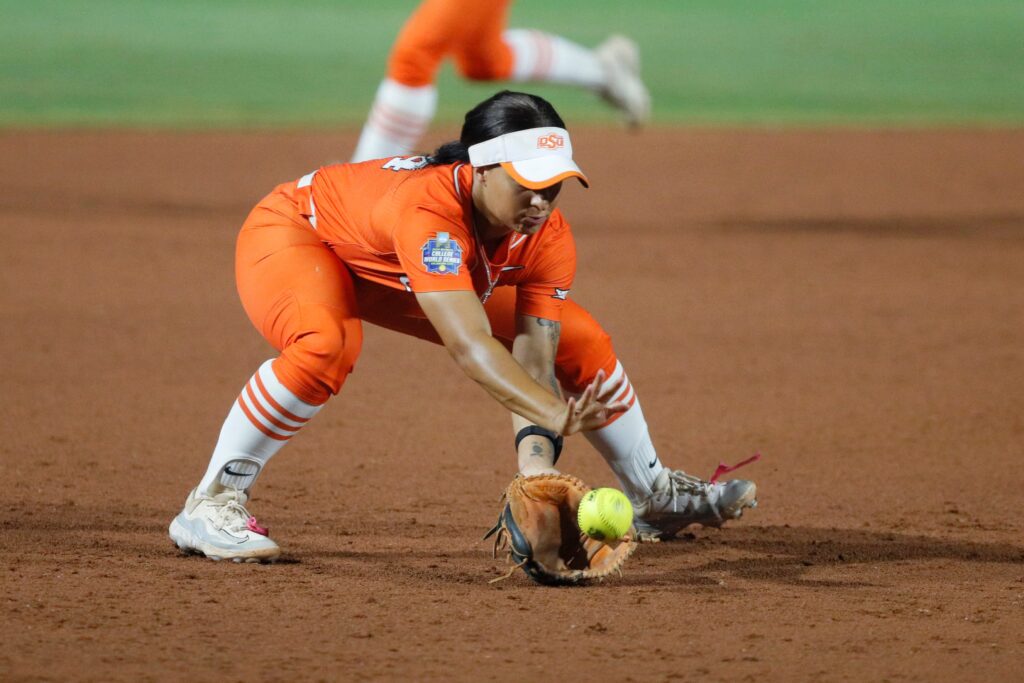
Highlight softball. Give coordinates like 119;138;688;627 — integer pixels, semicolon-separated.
577;488;633;541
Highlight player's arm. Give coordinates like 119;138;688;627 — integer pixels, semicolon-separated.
510;314;563;475
415;290;626;435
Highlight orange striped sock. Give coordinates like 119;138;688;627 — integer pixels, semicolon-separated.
582;360;662;503
351;79;437;162
198;360;324;495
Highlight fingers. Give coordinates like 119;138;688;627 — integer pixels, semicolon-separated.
582;368;625;405
581;377;597;405
565;395;577;415
579;370;611;405
560;369;631;435
573;400;629;431
577;402;628;431
603;401;631;421
604;400;631;416
596;373;626;403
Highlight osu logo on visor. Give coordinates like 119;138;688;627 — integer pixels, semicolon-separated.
536;133;565;150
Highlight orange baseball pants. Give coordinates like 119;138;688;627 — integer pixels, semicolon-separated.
235;181;617;407
387;0;515;86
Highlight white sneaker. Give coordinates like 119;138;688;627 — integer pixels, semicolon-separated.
168;488;281;563
633;469;757;541
595;35;652;127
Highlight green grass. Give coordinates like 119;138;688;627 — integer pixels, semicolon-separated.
1;0;1021;127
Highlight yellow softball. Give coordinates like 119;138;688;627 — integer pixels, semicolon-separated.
577;487;633;541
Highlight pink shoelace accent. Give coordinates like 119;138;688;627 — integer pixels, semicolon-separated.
709;453;762;484
246;516;269;536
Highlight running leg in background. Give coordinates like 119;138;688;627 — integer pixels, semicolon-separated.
352;0;651;162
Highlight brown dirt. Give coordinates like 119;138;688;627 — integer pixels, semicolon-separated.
2;126;1023;682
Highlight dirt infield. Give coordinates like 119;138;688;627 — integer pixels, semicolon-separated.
2;127;1022;682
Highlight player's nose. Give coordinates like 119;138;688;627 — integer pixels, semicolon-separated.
530;188;556;209
533;182;561;206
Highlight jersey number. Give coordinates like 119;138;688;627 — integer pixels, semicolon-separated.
382;156;429;172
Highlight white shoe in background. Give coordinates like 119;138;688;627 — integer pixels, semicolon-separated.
596;35;652;127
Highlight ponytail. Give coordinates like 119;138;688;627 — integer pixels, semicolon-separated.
427;140;469;166
426;91;566;167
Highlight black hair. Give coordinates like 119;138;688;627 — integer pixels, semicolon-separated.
427;90;567;165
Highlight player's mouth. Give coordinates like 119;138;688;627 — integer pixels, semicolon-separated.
518;214;548;230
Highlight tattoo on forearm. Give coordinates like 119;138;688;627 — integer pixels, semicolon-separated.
535;317;561;349
535;318;562;398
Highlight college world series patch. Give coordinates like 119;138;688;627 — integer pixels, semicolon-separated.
421;232;463;275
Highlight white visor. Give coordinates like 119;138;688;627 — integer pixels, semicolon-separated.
467;127;589;190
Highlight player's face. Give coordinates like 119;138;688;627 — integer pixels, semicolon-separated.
476;166;562;237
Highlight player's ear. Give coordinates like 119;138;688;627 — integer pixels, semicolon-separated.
474;164;497;185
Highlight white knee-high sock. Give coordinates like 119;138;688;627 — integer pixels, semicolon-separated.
503;29;605;88
198;359;324;495
583;361;664;504
351;78;438;162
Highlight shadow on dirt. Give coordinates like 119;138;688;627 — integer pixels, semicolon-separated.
712;213;1024;240
632;524;1024;588
6;504;1021;590
299;524;1024;589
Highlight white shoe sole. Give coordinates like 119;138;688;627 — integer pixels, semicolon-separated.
168;517;281;563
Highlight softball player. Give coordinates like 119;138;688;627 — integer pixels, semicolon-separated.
169;91;756;563
351;0;650;162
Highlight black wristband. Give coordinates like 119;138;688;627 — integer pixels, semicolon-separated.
514;426;564;465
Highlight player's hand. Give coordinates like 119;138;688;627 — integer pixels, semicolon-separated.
556;369;630;435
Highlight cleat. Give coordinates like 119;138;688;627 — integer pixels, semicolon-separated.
168;487;281;563
595;35;651;127
633;469;757;541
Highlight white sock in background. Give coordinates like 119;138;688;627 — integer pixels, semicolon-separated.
583;362;664;504
198;359;324;495
503;29;605;88
351;79;438;162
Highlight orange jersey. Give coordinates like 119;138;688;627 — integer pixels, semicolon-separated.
307;158;576;321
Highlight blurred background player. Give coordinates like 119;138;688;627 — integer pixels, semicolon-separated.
351;0;651;162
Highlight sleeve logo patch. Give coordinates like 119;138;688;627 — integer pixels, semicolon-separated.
552;288;570;300
421;232;463;275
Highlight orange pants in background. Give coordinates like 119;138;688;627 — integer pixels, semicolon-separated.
387;0;515;86
235;181;616;406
